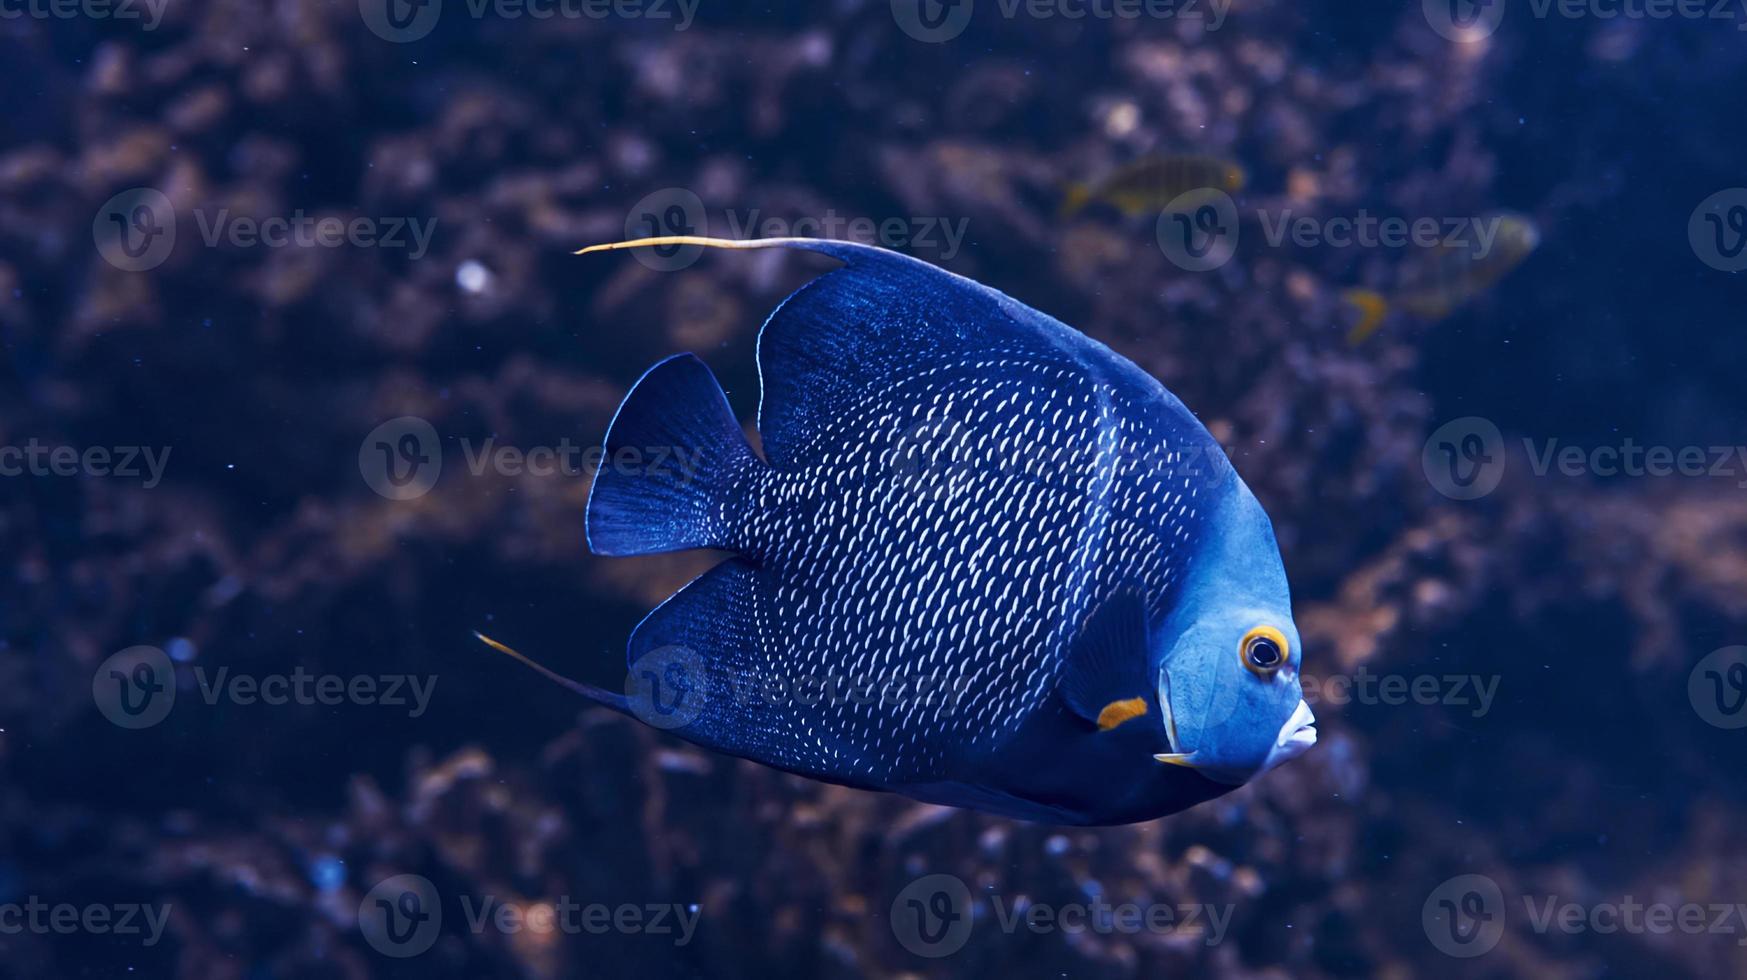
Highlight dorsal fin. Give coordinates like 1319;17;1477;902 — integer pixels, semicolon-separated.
577;236;1099;468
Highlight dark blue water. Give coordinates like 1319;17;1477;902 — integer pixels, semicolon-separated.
1;1;1744;977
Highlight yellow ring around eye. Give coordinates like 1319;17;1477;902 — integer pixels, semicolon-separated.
1240;625;1290;678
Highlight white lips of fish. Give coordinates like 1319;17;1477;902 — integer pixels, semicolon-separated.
1154;685;1317;782
1262;699;1319;774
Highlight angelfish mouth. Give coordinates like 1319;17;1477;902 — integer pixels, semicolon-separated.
1154;698;1319;777
1262;699;1318;773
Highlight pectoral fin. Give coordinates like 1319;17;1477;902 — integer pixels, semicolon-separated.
1059;592;1155;732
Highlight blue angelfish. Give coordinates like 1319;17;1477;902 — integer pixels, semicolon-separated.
482;236;1316;826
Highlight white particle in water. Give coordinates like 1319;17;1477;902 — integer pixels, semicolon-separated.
456;260;492;295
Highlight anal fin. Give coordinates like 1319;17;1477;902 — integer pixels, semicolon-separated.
628;556;767;673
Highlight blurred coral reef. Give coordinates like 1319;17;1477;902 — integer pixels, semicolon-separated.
1;1;1744;977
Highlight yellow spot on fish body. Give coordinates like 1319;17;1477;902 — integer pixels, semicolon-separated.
1096;697;1149;731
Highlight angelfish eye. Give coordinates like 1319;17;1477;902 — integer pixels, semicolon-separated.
1240;626;1289;677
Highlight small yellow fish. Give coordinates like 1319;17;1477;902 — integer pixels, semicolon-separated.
1344;213;1540;344
1061;154;1247;218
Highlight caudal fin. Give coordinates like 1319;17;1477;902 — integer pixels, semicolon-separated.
1342;288;1390;345
585;353;760;557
